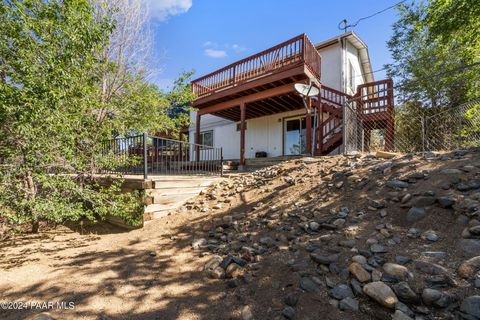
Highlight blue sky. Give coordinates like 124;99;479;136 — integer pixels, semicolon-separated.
147;0;404;90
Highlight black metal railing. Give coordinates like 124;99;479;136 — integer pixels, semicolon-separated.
100;133;223;178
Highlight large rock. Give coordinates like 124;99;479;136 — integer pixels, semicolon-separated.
458;239;480;254
310;252;339;265
413;196;436;207
339;297;359;311
383;263;410;281
392;310;413;320
413;260;448;275
363;281;398;308
460;295;480;319
392;282;419;304
300;276;321;294
387;180;409;189
406;207;427;223
458;256;480;279
330;284;354;300
349;262;371;283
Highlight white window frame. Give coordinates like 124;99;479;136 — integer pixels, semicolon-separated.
199;130;214;148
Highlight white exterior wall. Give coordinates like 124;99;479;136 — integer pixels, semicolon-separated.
345;41;365;95
190;109;308;160
317;44;342;91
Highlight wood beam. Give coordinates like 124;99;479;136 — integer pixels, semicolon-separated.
193;65;305;107
195;113;201;162
197;83;297;115
240;103;246;168
306;98;312;155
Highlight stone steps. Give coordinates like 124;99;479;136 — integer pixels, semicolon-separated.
143;176;219;223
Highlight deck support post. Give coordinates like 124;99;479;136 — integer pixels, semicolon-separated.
318;99;323;155
195;112;201;162
239;102;246;170
305;98;312;155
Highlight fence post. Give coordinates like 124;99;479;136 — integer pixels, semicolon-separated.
143;131;148;180
457;118;462;150
220;148;224;177
421;116;426;154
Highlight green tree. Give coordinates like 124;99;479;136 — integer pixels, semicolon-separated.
0;0;193;232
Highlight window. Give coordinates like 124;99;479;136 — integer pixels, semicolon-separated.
199;130;213;147
348;62;356;91
236;122;247;131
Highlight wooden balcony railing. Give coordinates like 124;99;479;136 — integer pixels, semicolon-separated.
192;34;321;98
353;79;394;115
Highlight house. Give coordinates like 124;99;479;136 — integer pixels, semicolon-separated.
189;32;394;168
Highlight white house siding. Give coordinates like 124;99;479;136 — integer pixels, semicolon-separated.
317;44;342;91
345;41;365;95
189;109;310;160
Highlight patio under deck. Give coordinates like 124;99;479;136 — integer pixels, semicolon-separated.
192;34;322;167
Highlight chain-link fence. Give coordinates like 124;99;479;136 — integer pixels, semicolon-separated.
344;98;480;154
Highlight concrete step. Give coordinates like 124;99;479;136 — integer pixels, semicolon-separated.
152;178;217;189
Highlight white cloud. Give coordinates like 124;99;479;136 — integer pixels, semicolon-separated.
204;48;227;58
231;44;246;53
144;0;192;21
203;41;245;58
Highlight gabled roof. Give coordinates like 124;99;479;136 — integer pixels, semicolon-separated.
315;31;374;83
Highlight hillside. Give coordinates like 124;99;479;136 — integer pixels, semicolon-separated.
1;150;480;320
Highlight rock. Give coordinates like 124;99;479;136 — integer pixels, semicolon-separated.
192;238;207;249
32;314;55;320
458;256;480;279
352;255;368;265
207;266;225;279
339;239;356;248
413;196;436;207
259;236;274;247
470;225;480;235
460;295;480;319
204;255;223;271
414;260;448;275
370;244;388;253
392;310;413;320
309;221;320;231
437;197;455;208
241;305;253;320
383;263;410;281
406;207;427;223
225;263;244;278
310;252;339;265
332;218;345;227
339;297;359;311
458;239;480;254
300;276;321;294
407;228;421;238
349;262;371;283
421;230;439;242
395;256;412;265
441;168;463;174
285;292;299;307
330;284;354;300
282;306;295;319
363;281;398;308
392;282;419;304
421;288;442;305
387;180;409;189
401;194;412;204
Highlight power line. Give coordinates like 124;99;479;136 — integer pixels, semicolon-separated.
338;0;407;32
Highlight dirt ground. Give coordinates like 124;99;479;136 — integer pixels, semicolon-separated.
1;151;479;320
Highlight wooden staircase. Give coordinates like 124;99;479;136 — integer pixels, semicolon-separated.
315;80;394;155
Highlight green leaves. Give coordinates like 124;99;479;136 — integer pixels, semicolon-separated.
0;0;193;231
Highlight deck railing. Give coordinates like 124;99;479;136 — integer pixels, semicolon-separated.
100;134;223;178
192;34;321;98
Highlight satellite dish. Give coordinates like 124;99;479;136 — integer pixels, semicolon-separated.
294;83;319;97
